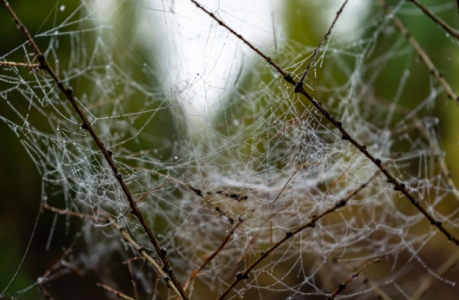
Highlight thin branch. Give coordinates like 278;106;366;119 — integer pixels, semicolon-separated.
411;251;459;300
327;258;381;300
189;0;459;260
0;2;188;299
0;60;39;68
298;0;350;85
339;260;394;300
183;221;244;291
40;204;183;298
134;166;236;224
96;283;136;300
375;0;459;104
216;158;397;300
407;0;459;41
272;161;309;204
124;260;140;300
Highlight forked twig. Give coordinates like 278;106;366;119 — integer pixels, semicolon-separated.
40;204;183;298
0;1;188;299
189;0;459;258
0;60;39;68
183;221;244;291
407;0;459;41
411;251;459;300
375;0;459;104
216;158;397;300
96;283;136;300
298;0;350;84
327;258;381;300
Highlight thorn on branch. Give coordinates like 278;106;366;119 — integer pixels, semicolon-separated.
236;272;248;280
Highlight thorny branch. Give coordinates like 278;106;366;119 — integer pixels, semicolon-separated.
189;0;459;254
0;1;188;299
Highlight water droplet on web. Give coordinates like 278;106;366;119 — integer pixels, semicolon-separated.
54;30;59;35
57;126;60;131
174;156;178;160
60;5;66;12
233;119;240;126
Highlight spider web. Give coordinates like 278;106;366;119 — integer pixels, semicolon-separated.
1;0;459;299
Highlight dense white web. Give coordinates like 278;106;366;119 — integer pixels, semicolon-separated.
1;0;459;299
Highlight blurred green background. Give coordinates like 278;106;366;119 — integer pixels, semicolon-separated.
1;0;459;299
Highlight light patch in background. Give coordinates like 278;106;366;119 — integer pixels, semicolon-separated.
325;0;370;35
137;0;281;129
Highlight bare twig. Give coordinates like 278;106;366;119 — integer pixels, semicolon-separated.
411;251;459;300
0;60;39;68
189;0;459;259
216;158;397;300
40;204;183;297
298;0;350;85
407;0;459;41
0;1;188;299
339;261;394;300
124;260;140;300
327;258;381;300
183;221;244;291
375;0;459;104
96;283;136;300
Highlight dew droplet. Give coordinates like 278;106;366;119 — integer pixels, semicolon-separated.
60;5;66;12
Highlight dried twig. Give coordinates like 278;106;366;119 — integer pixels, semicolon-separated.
0;60;39;68
375;0;458;104
124;260;140;300
216;158;397;300
327;258;381;300
0;1;188;299
189;0;459;259
298;0;350;84
96;283;136;300
411;251;459;300
40;204;183;298
407;0;459;41
183;221;244;291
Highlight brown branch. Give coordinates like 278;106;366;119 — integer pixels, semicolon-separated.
407;0;459;41
183;221;244;291
40;204;183;297
216;157;397;300
0;60;39;68
124;260;139;300
327;258;381;300
298;0;350;84
375;0;458;104
133;166;236;224
96;283;136;300
411;251;459;300
0;2;188;299
189;0;459;273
